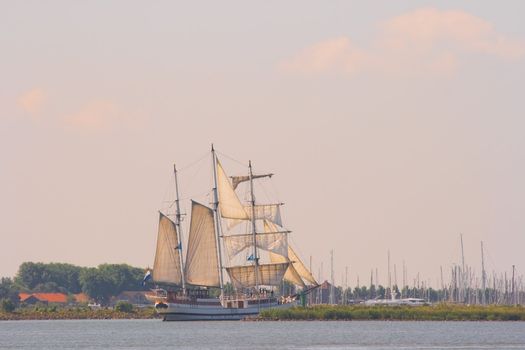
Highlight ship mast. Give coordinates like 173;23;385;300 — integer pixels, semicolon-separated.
248;160;259;294
173;164;186;292
211;145;225;292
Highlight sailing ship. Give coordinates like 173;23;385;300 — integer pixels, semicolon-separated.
145;146;318;321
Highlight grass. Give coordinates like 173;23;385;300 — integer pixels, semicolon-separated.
0;305;159;320
258;304;525;321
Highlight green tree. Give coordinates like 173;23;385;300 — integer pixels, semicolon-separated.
32;282;67;293
369;285;376;299
13;262;147;306
115;300;133;312
79;264;147;304
0;277;20;305
377;285;385;299
97;264;145;293
15;262;46;290
1;298;16;312
15;262;84;293
79;268;114;304
353;285;369;300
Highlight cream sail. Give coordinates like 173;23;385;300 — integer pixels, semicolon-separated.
223;231;289;261
216;160;248;220
226;262;290;289
184;201;220;287
266;219;318;287
152;213;183;285
225;203;282;229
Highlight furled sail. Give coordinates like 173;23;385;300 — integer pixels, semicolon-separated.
216;160;249;220
226;204;282;229
184;201;220;287
226;262;290;288
152;212;182;285
223;231;289;261
231;173;273;190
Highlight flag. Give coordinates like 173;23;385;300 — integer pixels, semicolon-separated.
175;243;182;250
142;270;152;286
247;254;255;261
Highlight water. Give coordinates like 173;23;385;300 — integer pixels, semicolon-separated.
1;320;525;349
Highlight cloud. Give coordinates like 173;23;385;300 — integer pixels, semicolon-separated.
280;8;525;76
13;88;133;132
280;37;370;75
64;100;120;130
381;8;525;59
17;88;47;114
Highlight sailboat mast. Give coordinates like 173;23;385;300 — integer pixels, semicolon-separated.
460;234;465;303
173;164;186;292
481;241;486;305
385;249;392;298
248;160;259;293
211;145;225;292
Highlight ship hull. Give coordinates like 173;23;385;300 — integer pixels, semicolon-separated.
156;299;296;321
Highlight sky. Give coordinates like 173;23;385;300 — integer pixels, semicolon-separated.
1;1;524;288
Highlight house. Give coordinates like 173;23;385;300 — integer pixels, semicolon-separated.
19;293;68;305
73;293;90;303
310;281;341;304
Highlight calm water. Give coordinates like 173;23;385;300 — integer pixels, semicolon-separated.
1;320;525;349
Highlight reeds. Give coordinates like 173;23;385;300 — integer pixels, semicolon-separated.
259;304;525;321
0;305;158;320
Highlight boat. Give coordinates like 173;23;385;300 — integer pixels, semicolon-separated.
364;297;429;306
145;146;318;321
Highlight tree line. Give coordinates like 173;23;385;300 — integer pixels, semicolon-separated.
0;262;148;307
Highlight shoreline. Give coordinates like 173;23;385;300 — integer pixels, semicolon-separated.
0;307;159;321
3;304;525;321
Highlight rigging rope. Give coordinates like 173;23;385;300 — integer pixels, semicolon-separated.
216;150;247;167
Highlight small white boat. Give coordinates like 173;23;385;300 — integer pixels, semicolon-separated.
364;297;429;306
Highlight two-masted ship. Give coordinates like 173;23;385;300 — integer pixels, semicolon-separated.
146;146;317;321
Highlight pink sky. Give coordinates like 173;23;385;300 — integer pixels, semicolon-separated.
1;1;524;287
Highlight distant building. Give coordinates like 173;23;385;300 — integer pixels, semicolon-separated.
310;281;341;304
73;293;90;303
18;292;91;305
19;293;68;305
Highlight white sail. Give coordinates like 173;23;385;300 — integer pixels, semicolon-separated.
226;262;290;288
226;204;282;229
288;245;318;286
223;231;289;261
217;160;249;220
185;201;220;287
152;212;182;285
265;220;317;286
270;253;305;287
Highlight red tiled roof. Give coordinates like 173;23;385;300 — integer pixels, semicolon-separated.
33;293;68;303
19;293;32;302
19;293;68;303
74;293;90;303
320;280;332;288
